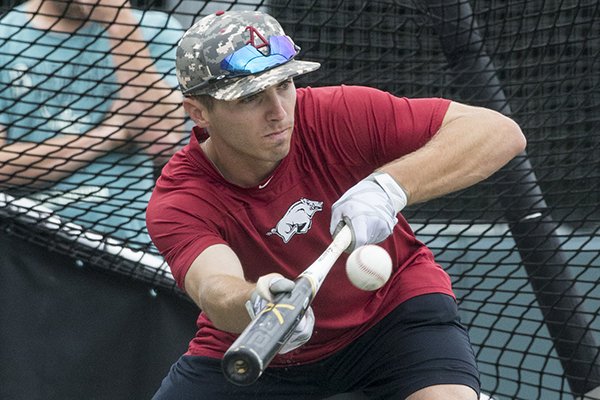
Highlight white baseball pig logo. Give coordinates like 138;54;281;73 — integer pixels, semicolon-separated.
267;198;323;243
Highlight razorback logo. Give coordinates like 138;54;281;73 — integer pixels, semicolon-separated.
267;198;323;243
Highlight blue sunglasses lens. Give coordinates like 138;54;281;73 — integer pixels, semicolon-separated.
220;35;299;75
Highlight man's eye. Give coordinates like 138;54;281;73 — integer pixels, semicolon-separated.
241;95;259;104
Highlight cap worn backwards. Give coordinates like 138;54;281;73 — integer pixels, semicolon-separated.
176;10;320;101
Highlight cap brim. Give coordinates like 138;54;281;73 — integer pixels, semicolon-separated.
209;60;321;101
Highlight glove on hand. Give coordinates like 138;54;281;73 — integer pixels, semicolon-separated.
245;275;315;354
330;172;408;252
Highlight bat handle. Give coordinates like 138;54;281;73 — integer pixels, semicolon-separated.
300;225;352;287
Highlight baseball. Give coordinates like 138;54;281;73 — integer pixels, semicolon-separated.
345;245;392;291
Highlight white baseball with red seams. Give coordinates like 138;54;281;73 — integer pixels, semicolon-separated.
345;244;393;291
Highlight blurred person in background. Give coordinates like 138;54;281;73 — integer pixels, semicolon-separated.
0;0;185;248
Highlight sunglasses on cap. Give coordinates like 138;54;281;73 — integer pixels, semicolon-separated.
183;35;300;96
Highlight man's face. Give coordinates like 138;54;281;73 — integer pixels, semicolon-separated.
200;79;298;169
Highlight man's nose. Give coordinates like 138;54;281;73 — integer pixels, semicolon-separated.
264;90;287;120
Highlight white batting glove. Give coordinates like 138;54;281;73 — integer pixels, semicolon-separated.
245;275;315;354
330;172;408;252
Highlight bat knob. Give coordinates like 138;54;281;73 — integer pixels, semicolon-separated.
222;347;262;386
233;359;249;374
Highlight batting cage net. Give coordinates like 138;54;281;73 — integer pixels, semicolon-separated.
0;0;599;399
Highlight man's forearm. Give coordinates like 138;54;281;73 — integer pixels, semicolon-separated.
189;274;255;334
378;102;526;205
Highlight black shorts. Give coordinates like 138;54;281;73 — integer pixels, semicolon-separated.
152;293;480;400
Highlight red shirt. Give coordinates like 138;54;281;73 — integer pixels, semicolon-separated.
147;85;454;366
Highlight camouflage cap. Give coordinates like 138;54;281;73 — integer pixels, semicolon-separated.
176;10;321;101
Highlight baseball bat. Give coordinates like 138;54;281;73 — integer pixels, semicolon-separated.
221;225;352;386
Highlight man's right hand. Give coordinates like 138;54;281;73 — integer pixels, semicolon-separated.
246;274;315;354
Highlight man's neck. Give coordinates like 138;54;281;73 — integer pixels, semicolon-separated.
200;138;277;189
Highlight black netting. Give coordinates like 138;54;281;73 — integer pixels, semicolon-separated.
1;1;598;399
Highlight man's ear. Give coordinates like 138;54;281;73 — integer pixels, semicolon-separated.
183;97;210;128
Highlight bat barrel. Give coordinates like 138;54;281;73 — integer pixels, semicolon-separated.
221;277;315;385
